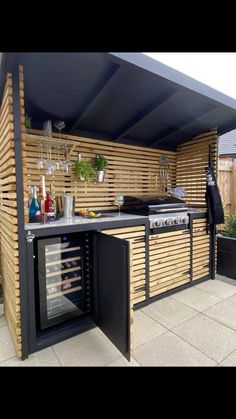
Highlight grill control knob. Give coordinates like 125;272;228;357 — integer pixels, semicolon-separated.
175;218;181;224
166;219;172;225
155;220;162;227
181;217;188;224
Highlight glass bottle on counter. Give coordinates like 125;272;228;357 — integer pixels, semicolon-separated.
45;192;55;221
29;186;41;222
38;186;45;218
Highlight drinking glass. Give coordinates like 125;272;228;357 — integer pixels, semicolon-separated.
43;120;52;137
36;144;45;169
114;195;124;216
54;121;65;138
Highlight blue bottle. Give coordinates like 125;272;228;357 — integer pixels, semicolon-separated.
29;186;41;222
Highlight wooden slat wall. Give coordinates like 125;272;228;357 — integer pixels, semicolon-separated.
0;72;21;357
176;129;218;207
192;218;210;281
101;226;146;305
24;130;176;212
149;230;191;297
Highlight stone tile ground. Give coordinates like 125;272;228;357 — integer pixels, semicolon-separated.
1;274;236;366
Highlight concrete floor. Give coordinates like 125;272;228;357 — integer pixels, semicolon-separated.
1;274;236;366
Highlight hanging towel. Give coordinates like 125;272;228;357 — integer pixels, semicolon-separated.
205;146;224;225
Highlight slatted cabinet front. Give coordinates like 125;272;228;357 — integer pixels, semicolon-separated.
102;225;146;306
192;218;210;280
149;230;191;297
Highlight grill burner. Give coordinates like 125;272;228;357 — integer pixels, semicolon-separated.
122;195;189;230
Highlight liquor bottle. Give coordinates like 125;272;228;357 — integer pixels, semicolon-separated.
50;184;57;219
24;189;29;223
45;192;55;221
29;186;41;222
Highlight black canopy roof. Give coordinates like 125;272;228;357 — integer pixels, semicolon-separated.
1;52;236;150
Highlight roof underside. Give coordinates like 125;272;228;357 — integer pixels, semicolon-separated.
2;52;236;150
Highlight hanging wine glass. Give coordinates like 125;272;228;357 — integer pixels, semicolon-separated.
46;145;54;175
36;144;45;169
54;121;66;138
63;144;72;173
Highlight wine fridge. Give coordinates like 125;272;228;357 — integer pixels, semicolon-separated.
36;233;88;329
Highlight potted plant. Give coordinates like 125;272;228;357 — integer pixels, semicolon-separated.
73;160;95;182
94;155;108;183
217;215;236;279
25;114;32;132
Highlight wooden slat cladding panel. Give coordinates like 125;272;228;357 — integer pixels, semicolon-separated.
149;230;191;297
25;129;176;212
0;71;21;357
176;129;218;207
192;218;210;280
101;226;146;305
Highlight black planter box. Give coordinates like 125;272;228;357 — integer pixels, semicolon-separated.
217;235;236;280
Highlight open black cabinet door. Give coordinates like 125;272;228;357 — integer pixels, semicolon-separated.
93;232;131;361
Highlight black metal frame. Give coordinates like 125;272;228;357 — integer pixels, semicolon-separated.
12;66;29;360
24;210;216;355
134;275;210;311
9;63;216;359
133;212;212;311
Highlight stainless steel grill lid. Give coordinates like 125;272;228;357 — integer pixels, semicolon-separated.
122;195;188;215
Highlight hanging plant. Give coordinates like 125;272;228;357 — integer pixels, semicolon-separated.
73;160;95;182
25;114;32;130
94;155;108;183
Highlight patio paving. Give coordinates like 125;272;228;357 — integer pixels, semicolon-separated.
1;274;236;366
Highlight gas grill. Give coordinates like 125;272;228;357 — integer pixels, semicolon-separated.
122;195;189;230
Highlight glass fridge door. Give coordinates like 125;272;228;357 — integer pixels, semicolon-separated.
37;234;86;329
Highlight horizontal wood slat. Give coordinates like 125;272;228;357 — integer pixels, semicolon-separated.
176;129;218;207
0;69;22;358
192;218;210;281
102;226;146;305
149;231;190;297
25;129;176;212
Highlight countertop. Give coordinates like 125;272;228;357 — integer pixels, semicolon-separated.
25;213;148;231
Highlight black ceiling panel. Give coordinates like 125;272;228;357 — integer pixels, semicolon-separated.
1;52;236;149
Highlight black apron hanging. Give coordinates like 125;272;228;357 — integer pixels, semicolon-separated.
205;145;224;225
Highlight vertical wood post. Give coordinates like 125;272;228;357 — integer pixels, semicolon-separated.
12;65;29;359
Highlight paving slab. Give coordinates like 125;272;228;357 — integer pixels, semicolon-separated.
133;331;216;366
196;279;236;300
173;313;236;363
0;314;6;329
52;328;121;366
219;350;236;366
142;296;198;329
0;347;61;366
106;357;140;366
216;274;236;287
226;294;236;305
171;287;221;312
204;299;236;331
133;310;166;348
0;325;17;362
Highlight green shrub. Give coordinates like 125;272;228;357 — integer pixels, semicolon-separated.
94;155;108;171
25;114;31;129
223;215;236;238
73;160;95;182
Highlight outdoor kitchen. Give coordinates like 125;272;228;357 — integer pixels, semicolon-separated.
1;52;236;362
